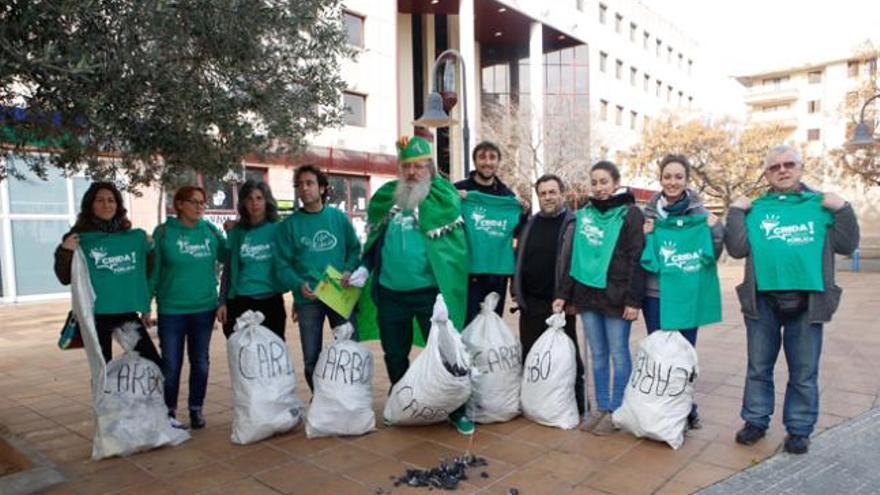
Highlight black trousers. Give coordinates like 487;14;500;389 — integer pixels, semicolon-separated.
465;274;508;326
223;294;287;341
518;294;586;416
94;313;162;368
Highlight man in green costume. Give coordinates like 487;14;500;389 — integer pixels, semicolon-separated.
346;135;472;434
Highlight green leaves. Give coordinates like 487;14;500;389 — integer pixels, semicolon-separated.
1;0;352;189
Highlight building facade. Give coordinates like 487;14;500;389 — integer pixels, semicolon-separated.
1;0;700;301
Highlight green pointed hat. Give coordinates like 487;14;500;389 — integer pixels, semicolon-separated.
397;135;433;163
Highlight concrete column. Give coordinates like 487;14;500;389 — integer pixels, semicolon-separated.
529;21;545;179
459;0;479;179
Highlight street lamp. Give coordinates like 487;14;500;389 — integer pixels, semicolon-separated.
414;49;471;176
849;93;880;146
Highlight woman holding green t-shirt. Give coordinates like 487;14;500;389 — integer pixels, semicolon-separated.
53;182;162;367
554;161;646;436
217;180;286;339
641;154;724;429
152;185;228;430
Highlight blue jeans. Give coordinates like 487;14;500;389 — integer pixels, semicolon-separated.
741;294;823;436
642;296;698;346
294;301;351;391
581;310;632;412
158;309;216;413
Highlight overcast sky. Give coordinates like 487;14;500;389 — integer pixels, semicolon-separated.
649;0;880;118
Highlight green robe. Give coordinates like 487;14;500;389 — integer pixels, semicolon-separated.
357;176;468;343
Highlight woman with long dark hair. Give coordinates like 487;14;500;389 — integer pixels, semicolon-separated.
217;180;286;339
554;161;646;436
53;182;162;366
152;185;227;429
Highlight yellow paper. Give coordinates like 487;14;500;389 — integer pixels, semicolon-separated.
314;265;361;319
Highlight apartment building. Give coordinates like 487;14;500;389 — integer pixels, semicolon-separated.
0;0;703;301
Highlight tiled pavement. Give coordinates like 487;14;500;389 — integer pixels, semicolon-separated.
1;264;878;495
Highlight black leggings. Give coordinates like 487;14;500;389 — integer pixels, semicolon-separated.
223;294;287;341
93;313;162;368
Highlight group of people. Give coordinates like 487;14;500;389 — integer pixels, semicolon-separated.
54;134;859;455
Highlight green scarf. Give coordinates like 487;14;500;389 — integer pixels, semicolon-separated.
358;176;469;342
570;204;628;289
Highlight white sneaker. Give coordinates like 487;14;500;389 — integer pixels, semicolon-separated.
169;416;188;429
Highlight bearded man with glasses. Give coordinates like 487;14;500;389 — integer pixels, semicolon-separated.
724;144;860;454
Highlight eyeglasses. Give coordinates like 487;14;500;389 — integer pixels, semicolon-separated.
183;199;207;208
766;161;798;174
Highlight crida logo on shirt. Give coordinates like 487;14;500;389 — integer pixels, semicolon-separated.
578;216;605;246
469;207;509;237
89;247;137;274
240;242;272;261
659;240;703;272
759;214;816;245
301;230;338;252
176;238;212;258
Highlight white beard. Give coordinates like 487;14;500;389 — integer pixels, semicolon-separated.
394;177;431;211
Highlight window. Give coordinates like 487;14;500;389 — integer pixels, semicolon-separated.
847;61;859;78
599;99;608;121
644;115;651;129
615;14;623;34
667;85;673;102
245;167;268;183
688;59;693;75
656;79;662;97
678;91;684;106
615;105;623;126
599;3;607;24
678;53;684;69
667;46;673;63
343;91;366;126
807;128;820;141
656;39;662;57
688;95;693;107
615;59;623;80
643;73;650;92
630;67;637;86
807;100;821;113
629;23;637;42
868;58;878;74
327;174;369;219
808;70;822;84
576;0;584;11
599;51;608;72
643;31;650;50
343;11;364;48
630;110;637;130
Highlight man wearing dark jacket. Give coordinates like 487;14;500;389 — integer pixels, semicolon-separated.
726;144;860;455
511;174;586;419
455;141;527;324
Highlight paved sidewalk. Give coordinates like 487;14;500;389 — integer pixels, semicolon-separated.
0;265;878;495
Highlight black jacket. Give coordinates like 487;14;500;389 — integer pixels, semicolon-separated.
556;189;647;316
511;207;574;312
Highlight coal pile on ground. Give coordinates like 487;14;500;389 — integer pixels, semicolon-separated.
393;454;488;490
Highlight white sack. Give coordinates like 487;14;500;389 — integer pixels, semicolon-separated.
305;322;375;438
92;324;190;459
228;310;304;444
461;292;521;423
612;331;698;450
520;312;578;429
383;295;471;426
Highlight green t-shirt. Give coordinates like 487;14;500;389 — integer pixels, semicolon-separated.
79;229;151;315
461;191;520;275
570;204;628;289
151;218;227;315
379;210;437;291
273;206;361;304
641;215;721;329
231;221;280;297
746;192;833;291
